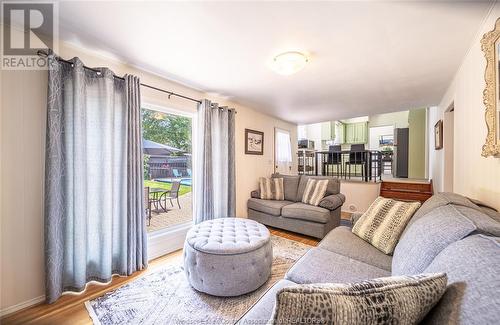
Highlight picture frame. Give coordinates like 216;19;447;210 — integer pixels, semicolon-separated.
434;120;443;150
481;17;500;157
245;129;264;155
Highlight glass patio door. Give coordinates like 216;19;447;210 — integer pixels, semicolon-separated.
142;107;193;234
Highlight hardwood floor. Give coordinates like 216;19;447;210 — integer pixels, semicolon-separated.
1;250;184;325
2;215;351;325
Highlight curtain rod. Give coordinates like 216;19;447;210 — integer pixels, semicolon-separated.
37;50;202;105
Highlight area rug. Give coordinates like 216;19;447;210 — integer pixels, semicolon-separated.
85;235;311;325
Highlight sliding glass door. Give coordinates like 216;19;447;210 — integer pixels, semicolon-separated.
142;106;193;234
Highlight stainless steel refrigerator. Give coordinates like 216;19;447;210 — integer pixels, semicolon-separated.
393;128;409;178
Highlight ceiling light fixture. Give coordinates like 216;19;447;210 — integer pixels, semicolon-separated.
271;51;308;75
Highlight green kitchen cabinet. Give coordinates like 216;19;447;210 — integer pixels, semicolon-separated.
344;122;368;144
321;121;336;140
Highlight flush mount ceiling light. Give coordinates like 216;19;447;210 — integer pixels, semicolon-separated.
271;51;308;75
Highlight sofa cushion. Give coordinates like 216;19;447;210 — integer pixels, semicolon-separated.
272;173;300;202
352;196;421;254
319;226;392;271
281;203;331;224
301;179;329;206
247;198;293;216
393;204;500;276
422;235;500;325
318;193;345;211
285;247;390;284
236;279;296;325
272;273;447;325
296;175;340;202
258;177;284;200
406;192;485;233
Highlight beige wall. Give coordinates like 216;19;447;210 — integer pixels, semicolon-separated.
0;40;297;313
340;182;380;213
408;108;427;179
428;5;500;211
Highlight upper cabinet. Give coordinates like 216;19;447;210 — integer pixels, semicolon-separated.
344;122;368;144
320;121;335;140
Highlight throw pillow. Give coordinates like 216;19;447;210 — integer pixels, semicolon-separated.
259;177;284;200
352;196;421;254
301;179;328;206
271;273;447;325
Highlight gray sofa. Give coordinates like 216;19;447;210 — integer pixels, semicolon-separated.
238;192;500;324
247;174;345;239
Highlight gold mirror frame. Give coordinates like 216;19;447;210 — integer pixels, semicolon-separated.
481;18;500;157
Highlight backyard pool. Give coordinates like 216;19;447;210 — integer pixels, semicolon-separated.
156;178;192;186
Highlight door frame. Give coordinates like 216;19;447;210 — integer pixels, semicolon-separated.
443;102;455;192
142;102;196;260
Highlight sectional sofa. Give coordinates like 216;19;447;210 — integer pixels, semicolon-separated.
238;192;500;324
247;174;345;239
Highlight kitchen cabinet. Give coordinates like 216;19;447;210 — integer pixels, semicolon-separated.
320;121;336;140
344;122;368;144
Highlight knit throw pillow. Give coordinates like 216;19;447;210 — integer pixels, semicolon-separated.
259;177;284;200
352;196;421;254
301;179;329;206
271;273;447;325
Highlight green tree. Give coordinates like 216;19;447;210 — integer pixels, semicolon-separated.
141;109;192;153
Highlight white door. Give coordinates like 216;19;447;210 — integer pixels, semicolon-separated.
274;128;293;174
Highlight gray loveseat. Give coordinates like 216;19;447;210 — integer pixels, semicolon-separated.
238;192;500;324
247;174;345;239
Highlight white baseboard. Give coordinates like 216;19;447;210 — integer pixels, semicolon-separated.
0;295;45;318
1;224;192;318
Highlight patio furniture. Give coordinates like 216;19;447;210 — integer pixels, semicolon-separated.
160;181;182;209
187;168;192;177
184;218;272;296
143;187;170;226
172;169;182;178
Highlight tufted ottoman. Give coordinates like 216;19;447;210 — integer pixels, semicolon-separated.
183;218;273;297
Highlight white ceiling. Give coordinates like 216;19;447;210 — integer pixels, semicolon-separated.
57;1;492;124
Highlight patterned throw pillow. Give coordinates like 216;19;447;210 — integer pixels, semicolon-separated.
301;179;329;206
352;196;421;254
271;273;447;325
259;177;284;200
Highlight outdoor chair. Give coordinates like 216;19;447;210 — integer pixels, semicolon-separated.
172;169;182;178
187;169;192;177
161;181;182;209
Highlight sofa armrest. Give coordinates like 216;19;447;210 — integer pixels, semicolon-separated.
251;190;260;199
350;212;364;226
318;193;345;211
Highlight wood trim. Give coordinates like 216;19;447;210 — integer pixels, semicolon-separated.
380;180;433;203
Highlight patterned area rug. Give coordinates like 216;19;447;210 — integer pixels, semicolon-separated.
85;235;311;325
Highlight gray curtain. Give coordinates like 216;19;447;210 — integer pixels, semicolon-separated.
194;99;235;224
44;56;147;303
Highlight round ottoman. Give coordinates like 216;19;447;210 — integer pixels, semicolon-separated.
183;218;273;297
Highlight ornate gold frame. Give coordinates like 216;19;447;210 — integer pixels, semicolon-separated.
481;18;500;157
